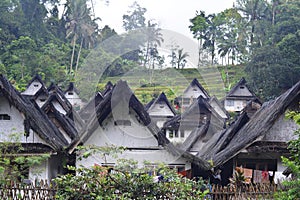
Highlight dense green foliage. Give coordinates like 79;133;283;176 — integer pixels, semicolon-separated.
0;132;49;183
55;146;208;200
189;0;300;100
276;112;300;199
0;0;299;99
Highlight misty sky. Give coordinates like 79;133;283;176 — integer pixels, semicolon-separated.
95;0;235;38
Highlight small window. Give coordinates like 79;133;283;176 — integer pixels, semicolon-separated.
193;88;197;91
159;104;164;108
226;100;234;107
114;120;131;126
34;84;39;87
168;130;174;138
40;99;46;102
240;86;245;89
0;114;11;120
68;92;74;95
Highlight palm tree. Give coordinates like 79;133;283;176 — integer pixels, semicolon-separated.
143;20;164;68
175;48;189;69
64;0;99;77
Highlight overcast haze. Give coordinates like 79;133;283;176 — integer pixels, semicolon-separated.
95;0;235;38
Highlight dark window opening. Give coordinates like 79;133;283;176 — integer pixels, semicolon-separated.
68;92;74;95
180;130;185;138
240;86;245;89
174;130;179;137
114;120;131;126
33;84;39;87
40;99;46;102
0;114;11;120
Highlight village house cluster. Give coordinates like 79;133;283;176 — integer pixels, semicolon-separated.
0;74;299;185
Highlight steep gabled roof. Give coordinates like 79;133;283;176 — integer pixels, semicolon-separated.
79;92;104;120
212;80;300;167
209;96;229;119
164;96;212;130
183;78;210;99
68;80;211;170
26;74;46;89
22;74;48;96
42;92;72;116
42;93;79;141
0;74;68;150
102;81;113;96
226;77;259;100
48;83;73;112
145;92;176;116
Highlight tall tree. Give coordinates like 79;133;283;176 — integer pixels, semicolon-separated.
189;11;208;66
216;8;247;65
122;1;147;31
64;0;100;76
189;11;219;65
143;20;164;68
169;48;189;69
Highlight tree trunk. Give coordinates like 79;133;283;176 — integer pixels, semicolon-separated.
75;38;83;74
70;35;77;75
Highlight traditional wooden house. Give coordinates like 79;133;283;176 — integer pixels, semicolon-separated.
41;92;80;144
0;74;72;181
145;92;177;128
21;75;49;107
68;80;210;176
163;96;225;146
64;82;84;110
195;80;300;185
224;78;261;112
175;78;210;110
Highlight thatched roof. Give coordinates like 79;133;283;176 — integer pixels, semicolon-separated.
22;74;48;97
185;78;210;98
102;81;113;96
26;74;46;90
145;92;176;116
164;96;212;130
226;77;260;102
210;80;300;167
42;93;79;141
79;92;103;121
209;96;229;119
0;74;68;150
65;82;80;94
68;80;211;170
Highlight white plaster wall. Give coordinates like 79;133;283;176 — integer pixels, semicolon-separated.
231;86;253;96
35;94;48;107
148;101;175;117
22;81;42;96
0;96;47;144
65;91;83;109
85;114;158;148
77;149;189;170
166;130;192;144
274;158;290;184
225;99;247;112
183;85;207;99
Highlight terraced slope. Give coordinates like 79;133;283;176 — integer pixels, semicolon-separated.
98;65;246;104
